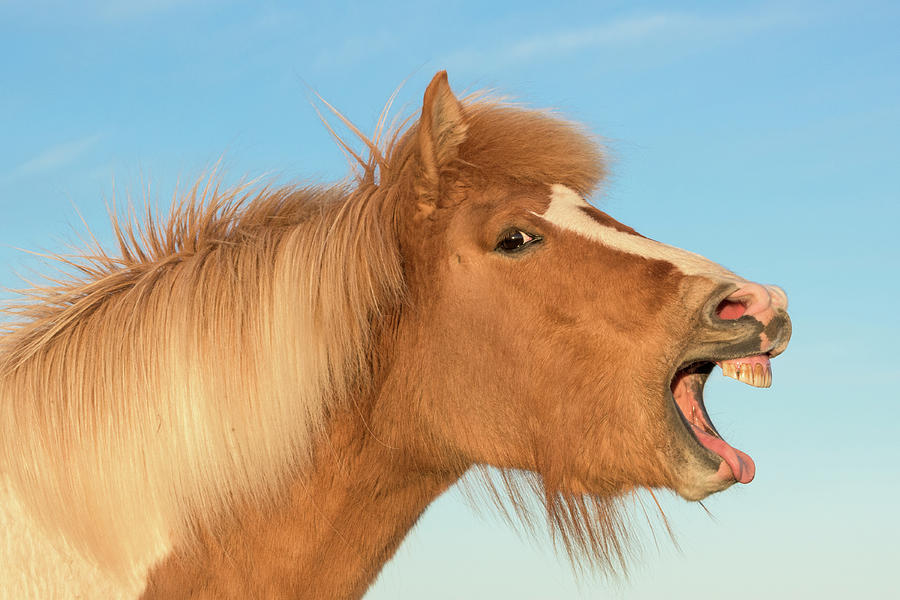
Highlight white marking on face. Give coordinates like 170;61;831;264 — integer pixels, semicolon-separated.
535;185;740;280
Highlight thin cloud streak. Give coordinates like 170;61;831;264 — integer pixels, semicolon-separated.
445;8;806;71
4;133;102;181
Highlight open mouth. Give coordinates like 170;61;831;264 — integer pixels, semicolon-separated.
669;353;773;485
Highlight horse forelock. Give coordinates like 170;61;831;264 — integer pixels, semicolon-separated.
376;95;606;199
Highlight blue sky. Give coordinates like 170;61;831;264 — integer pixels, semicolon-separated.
2;1;898;598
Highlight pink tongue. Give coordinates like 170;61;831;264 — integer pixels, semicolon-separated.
693;425;756;484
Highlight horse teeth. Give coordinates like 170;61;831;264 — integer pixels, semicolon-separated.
719;360;772;388
721;362;736;379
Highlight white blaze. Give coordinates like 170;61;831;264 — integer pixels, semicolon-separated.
536;185;739;280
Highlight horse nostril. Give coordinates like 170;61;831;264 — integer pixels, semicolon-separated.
716;298;748;320
717;282;779;320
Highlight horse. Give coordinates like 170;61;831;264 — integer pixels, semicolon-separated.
0;71;791;599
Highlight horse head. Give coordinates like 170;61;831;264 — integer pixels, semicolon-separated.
382;71;791;517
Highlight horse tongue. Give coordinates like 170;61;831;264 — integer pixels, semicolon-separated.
718;354;772;388
694;427;756;484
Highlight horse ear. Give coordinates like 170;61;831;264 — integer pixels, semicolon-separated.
416;71;468;209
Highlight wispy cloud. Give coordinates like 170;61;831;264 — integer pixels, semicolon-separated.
445;8;806;71
3;133;102;181
502;13;677;62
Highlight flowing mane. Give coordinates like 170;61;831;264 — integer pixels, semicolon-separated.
0;179;403;580
0;97;605;584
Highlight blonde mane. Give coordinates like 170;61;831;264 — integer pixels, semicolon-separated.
0;94;606;584
0;174;404;581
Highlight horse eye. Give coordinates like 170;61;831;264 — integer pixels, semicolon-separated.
495;229;540;253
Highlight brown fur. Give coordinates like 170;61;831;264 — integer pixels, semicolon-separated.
0;72;789;598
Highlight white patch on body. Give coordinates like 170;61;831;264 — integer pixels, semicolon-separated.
537;185;740;280
0;480;154;599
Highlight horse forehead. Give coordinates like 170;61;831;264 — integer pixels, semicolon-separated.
534;184;736;279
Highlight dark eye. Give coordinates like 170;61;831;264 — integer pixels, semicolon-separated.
495;229;541;254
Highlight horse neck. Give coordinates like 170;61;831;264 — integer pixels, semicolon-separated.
141;396;458;600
